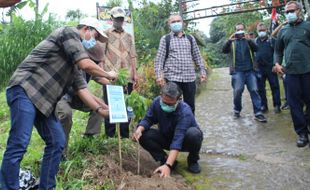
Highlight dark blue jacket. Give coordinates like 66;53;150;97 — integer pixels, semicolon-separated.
222;38;258;74
255;37;275;71
139;96;200;150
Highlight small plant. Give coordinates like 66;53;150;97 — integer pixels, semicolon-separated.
113;68;129;86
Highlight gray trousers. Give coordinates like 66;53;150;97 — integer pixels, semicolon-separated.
55;99;102;154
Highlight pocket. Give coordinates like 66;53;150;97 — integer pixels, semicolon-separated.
6;85;24;106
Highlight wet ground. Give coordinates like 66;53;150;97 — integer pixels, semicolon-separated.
195;68;310;190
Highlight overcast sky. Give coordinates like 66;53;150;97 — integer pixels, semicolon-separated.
11;0;230;36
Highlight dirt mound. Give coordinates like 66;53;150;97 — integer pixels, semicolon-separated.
83;149;194;190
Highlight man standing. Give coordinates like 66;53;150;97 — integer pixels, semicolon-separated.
222;23;267;122
0;18;116;189
274;1;310;147
101;6;138;138
155;14;207;114
133;82;203;177
255;23;281;113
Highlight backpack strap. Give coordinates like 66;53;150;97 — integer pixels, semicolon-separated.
163;34;194;68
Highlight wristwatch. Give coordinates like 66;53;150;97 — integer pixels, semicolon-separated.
95;106;102;113
165;163;172;170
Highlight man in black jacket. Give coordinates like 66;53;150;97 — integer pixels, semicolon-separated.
222;23;267;122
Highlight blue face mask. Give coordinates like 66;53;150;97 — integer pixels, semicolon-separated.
160;99;178;113
286;12;298;23
170;22;183;33
82;31;96;49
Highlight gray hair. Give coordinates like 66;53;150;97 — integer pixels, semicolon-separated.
286;1;303;18
286;1;303;10
161;82;182;99
168;14;183;24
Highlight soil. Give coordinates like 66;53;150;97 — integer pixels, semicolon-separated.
82;148;194;190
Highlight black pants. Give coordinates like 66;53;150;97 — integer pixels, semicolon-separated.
139;127;203;164
169;81;196;114
103;83;133;138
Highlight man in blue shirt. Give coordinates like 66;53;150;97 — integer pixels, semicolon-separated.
132;82;203;177
255;23;281;113
222;23;267;122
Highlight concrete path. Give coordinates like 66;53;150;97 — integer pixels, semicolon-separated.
196;68;310;190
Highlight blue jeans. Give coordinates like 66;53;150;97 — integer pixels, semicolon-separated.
286;73;310;136
0;86;65;190
231;71;262;115
257;69;281;108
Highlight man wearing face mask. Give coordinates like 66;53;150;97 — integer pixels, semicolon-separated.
274;1;310;148
132;82;203;177
100;7;138;138
222;23;267;122
55;35;113;159
0;17;117;189
155;14;207;115
255;23;281;114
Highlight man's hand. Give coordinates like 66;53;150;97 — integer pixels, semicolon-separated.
156;78;166;88
97;108;109;118
229;33;236;41
273;63;284;75
200;74;207;82
132;126;144;142
153;164;171;178
107;70;118;80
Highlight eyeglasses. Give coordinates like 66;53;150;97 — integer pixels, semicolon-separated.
285;9;297;14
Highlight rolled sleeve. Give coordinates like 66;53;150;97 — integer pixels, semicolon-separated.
61;27;89;65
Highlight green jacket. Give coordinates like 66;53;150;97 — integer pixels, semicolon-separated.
275;21;310;74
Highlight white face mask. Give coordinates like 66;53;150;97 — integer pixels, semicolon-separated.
258;31;267;38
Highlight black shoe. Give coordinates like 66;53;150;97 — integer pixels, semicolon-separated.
233;112;240;119
261;106;268;113
274;106;281;113
297;134;309;147
254;114;267;123
187;162;201;174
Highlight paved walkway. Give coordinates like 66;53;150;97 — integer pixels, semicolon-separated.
195;68;310;190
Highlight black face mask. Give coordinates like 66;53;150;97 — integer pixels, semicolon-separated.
112;17;124;30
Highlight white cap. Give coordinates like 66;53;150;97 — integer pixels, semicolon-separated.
79;17;108;43
110;6;126;18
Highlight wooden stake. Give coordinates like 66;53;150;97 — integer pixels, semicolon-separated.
117;123;122;172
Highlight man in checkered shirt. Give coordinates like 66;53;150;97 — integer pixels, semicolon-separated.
0;18;117;189
155;14;207;114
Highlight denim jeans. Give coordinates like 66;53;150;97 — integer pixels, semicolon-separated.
286;72;310;136
139;127;203;164
257;69;281;108
0;86;65;190
231;71;262;115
